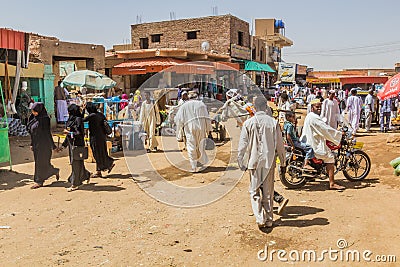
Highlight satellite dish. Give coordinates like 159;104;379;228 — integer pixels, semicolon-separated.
201;41;210;51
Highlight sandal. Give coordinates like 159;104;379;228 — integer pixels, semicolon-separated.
67;186;79;192
31;183;42;189
329;184;345;191
91;172;103;178
303;165;315;171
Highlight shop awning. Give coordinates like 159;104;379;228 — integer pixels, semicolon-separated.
339;76;388;85
0;28;29;68
244;60;275;73
113;58;239;75
307;77;340;84
112;58;188;75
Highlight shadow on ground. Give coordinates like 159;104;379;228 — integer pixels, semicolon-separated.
260;205;328;234
48;181;126;192
0;170;32;191
290;178;380;192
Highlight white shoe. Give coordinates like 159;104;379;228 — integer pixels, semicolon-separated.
277;198;289;215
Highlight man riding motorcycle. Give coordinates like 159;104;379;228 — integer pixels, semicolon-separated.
300;99;346;190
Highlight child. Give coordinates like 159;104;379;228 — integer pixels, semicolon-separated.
283;111;315;171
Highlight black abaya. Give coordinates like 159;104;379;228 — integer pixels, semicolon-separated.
28;115;59;185
83;112;114;172
63;116;90;186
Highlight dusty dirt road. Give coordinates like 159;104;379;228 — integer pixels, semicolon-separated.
1;108;400;266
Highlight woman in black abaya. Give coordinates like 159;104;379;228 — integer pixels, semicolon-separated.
27;102;59;189
60;104;90;191
84;102;114;177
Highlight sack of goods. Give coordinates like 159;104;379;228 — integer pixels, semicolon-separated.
8;118;29;137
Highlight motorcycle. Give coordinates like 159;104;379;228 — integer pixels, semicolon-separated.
279;118;371;189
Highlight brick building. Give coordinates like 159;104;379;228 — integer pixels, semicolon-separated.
29;33;105;83
108;14;254;90
108;15;296;91
129;14;250;59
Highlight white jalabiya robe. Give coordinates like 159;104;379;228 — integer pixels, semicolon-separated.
56;100;68;122
139;101;160;150
321;98;340;129
301;112;342;163
174;100;212;170
237;111;285;225
346;95;363;134
278;101;291;121
56;88;69;122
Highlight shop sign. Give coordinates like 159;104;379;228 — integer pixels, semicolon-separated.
296;64;307;75
278;62;296;83
230;44;251;60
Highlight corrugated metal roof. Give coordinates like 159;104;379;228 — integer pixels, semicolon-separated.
0;28;25;50
114;57;187;68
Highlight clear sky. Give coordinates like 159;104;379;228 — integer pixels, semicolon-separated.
1;0;399;70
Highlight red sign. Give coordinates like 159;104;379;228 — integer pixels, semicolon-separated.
377;73;400;100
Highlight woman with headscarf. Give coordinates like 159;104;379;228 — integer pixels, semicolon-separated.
119;94;129;111
83;102;115;177
27;102;59;189
60;104;90;191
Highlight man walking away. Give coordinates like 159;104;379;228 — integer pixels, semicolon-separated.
174;97;212;172
346;88;362;136
379;98;391;133
238;97;286;229
364;89;375;132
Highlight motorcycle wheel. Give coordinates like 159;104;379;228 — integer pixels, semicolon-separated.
279;161;307;189
343;150;371;181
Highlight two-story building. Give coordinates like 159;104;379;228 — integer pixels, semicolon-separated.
109;14;256;92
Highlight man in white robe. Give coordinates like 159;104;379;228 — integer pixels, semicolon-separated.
321;89;340;129
238;97;286;229
346;88;363;135
364;89;375;132
301;99;345;190
175;98;212;172
54;81;69;123
139;91;160;152
306;89;317;114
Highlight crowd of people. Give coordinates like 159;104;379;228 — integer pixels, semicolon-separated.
276;84;400;134
25;79;400;230
29;98;115;191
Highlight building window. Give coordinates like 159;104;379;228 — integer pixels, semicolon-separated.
187;31;198;40
140;37;149;49
260;49;263;62
238;31;244;46
252;48;256;60
151;34;162;43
